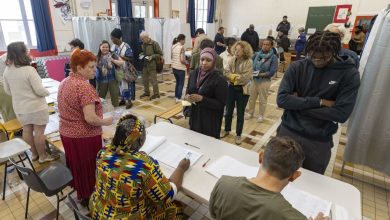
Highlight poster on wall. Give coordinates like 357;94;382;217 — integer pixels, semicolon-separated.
53;0;73;23
333;4;352;23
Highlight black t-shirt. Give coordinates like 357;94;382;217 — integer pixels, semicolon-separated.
214;33;226;55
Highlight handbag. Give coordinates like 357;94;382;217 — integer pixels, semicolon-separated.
123;62;138;82
156;57;164;73
115;68;124;82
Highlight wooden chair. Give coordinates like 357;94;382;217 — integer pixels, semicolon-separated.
154;103;183;124
0;119;23;140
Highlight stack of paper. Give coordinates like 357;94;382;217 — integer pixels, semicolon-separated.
281;184;332;218
205;156;258;178
44;113;60;135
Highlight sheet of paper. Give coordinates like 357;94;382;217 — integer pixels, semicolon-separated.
334;204;348;220
139;135;167;154
49;93;58;100
44;113;60;135
281;184;332;218
181;100;192;107
205;156;258;179
47;87;58;94
150;142;202;168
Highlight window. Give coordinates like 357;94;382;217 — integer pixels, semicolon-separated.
0;0;36;50
111;0;117;17
195;0;208;32
134;5;146;18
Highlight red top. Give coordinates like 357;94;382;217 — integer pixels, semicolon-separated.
58;73;103;138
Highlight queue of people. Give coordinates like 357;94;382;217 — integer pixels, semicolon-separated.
0;19;363;219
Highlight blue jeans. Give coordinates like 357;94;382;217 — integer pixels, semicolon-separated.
173;68;185;99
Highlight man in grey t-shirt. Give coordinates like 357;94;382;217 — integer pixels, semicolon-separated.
209;136;330;220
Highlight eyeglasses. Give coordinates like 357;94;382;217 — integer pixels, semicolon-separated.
307;54;332;62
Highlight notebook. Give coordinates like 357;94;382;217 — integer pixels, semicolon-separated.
140;135;202;168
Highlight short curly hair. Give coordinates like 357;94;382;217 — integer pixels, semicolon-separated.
70;49;97;73
231;41;253;60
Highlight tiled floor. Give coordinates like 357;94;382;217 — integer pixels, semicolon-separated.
0;70;389;219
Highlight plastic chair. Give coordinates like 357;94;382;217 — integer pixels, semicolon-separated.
67;194;92;220
0;138;34;200
9;158;73;219
0;118;23;140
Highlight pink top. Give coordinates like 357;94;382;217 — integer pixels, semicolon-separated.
58;73;103;138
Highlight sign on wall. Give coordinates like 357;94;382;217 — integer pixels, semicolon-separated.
53;0;73;23
333;4;352;23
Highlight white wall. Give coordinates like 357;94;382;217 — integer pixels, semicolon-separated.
220;0;389;41
159;0;171;18
51;0;111;52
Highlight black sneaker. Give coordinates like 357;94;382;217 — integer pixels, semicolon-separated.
140;93;150;98
150;94;160;100
119;100;126;106
126;101;133;109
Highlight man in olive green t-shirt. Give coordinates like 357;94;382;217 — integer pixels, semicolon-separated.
209;136;330;220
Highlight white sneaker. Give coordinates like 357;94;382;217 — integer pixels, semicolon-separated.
257;116;264;123
175;98;180;102
235;136;242;145
245;113;254;120
221;131;230;138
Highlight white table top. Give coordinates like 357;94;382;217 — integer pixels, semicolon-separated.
147;122;361;220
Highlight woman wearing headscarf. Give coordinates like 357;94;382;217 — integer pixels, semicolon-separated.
185;48;228;139
89;114;190;220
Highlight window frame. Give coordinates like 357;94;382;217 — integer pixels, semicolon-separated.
0;0;36;50
195;0;208;32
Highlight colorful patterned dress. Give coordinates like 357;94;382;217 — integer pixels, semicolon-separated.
89;145;184;220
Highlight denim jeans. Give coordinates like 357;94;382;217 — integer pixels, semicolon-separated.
173;68;185;99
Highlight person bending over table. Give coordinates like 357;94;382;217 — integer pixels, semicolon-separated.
89;114;190;219
185;48;228;139
209;136;330;220
58;49;113;205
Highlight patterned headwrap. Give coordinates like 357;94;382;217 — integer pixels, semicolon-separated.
111;114;146;153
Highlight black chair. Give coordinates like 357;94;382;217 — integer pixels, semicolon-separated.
67;194;92;220
9;158;73;219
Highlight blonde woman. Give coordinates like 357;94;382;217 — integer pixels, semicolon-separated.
221;41;253;145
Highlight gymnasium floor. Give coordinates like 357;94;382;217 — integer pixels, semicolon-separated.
0;71;389;220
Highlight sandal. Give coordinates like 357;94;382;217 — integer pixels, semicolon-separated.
38;154;60;164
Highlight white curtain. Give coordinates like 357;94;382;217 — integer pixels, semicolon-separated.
72;17;119;54
344;9;390;175
145;18;186;64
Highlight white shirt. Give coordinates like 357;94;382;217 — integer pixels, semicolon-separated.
0;53;7;86
3;65;49;114
220;50;234;70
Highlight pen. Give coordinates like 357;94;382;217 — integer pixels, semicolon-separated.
202;158;211;167
185;152;192;160
185;142;200;149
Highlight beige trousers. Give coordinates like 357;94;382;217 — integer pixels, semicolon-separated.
248;79;271;116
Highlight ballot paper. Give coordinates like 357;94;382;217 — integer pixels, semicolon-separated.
281;184;332;219
44;113;60;135
205;156;258;178
181;100;192;107
139;135;202;168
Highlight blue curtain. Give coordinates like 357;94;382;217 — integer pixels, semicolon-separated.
30;0;55;51
207;0;216;23
118;0;133;17
187;0;196;37
120;18;144;70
